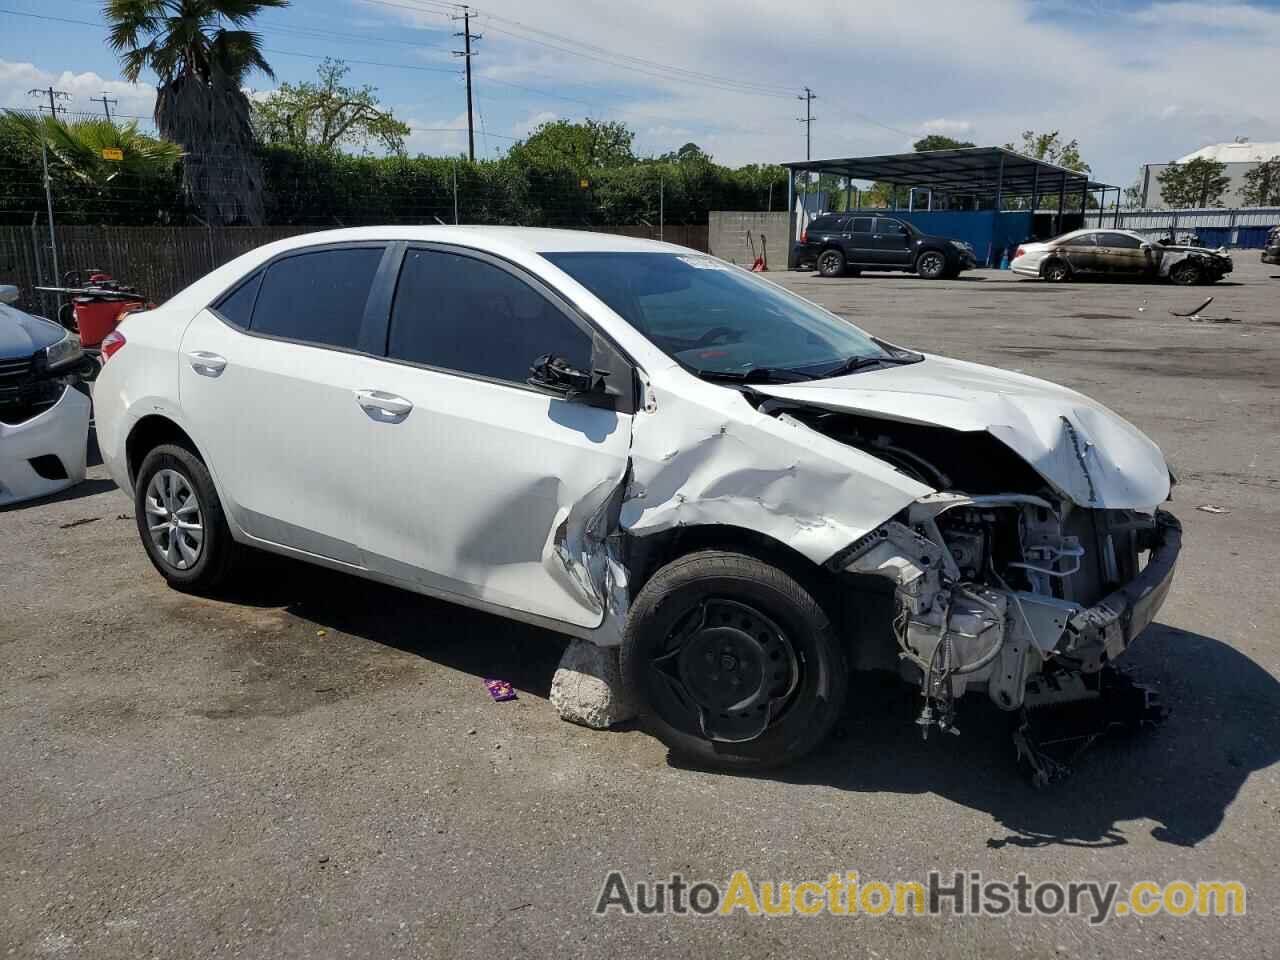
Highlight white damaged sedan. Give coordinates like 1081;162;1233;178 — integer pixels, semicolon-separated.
93;228;1180;775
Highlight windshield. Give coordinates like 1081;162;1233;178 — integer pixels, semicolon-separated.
543;252;896;378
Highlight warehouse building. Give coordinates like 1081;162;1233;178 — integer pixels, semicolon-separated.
1138;138;1280;208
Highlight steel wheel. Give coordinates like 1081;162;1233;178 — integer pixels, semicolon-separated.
650;598;801;743
917;250;947;279
145;468;204;571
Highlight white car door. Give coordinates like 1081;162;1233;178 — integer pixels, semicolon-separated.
178;243;396;565
358;245;634;629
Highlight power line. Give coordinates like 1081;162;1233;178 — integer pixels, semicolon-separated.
89;92;119;122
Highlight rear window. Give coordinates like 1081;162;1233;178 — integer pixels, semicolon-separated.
849;217;873;233
250;247;384;350
809;216;846;234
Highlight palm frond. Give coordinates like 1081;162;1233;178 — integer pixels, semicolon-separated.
211;29;275;81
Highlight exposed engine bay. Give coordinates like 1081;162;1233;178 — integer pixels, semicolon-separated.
760;404;1179;783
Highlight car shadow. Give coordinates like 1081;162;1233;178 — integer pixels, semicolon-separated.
208;556;1277;849
0;476;118;512
720;623;1278;849
214;552;569;698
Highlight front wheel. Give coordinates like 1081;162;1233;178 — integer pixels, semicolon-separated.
817;248;846;278
621;550;848;769
1169;260;1203;285
134;443;238;592
915;250;948;279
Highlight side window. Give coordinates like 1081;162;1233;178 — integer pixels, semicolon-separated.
810;216;845;234
250;247;384;349
1066;233;1096;247
876;219;907;236
388;249;592;385
849;217;874;233
1098;232;1141;249
213;271;262;328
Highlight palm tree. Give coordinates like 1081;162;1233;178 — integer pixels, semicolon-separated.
1;112;182;192
105;0;289;224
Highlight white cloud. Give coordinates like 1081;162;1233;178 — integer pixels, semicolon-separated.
0;59;156;124
512;110;558;140
917;118;975;138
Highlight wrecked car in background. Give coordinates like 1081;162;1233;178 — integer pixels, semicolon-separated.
1262;225;1280;266
92;228;1180;779
0;285;92;506
1012;228;1232;284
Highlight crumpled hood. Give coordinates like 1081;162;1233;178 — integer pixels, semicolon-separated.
0;303;64;359
753;354;1171;510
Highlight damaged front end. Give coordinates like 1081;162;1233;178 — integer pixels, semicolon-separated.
752;389;1182;783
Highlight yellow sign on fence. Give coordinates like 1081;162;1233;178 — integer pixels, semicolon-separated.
101;148;124;162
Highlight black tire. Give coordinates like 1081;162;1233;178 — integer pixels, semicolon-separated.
817;248;846;278
134;443;238;592
620;550;848;769
1169;260;1203;285
915;249;948;280
1042;259;1072;282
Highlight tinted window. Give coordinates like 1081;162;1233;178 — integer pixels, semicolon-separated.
214;271;262;328
388;249;591;384
810;216;846;233
1064;233;1096;246
1098;232;1142;249
849;217;874;233
876;219;907;235
250;247;383;349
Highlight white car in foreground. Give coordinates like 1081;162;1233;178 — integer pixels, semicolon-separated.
93;227;1180;774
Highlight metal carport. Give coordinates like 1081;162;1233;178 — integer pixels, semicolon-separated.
783;147;1117;265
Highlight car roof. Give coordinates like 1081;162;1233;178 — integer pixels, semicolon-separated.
258;225;688;256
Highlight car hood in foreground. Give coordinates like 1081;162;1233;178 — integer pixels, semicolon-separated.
751;354;1171;510
0;303;64;359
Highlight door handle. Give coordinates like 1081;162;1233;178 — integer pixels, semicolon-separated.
187;351;227;378
355;389;413;422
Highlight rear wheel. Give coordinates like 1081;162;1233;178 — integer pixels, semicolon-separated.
1169;260;1203;285
915;250;948;279
621;550;848;769
134;443;237;592
817;248;846;278
1043;259;1072;282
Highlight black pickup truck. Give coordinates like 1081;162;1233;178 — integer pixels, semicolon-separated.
793;213;978;279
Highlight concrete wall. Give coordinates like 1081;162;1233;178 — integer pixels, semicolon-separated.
708;211;792;270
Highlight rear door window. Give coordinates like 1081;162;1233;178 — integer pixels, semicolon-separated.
1098;232;1142;249
387;248;592;385
876;219;908;236
214;272;262;328
849;217;874;233
249;246;384;350
1065;233;1096;246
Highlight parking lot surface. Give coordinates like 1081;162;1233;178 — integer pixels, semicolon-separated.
3;260;1278;958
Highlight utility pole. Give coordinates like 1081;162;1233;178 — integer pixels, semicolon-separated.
90;93;119;122
452;7;481;162
29;86;70;292
796;87;817;161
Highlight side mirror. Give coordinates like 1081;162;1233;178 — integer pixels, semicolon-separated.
528;354;618;409
0;284;18;305
1140;242;1154;251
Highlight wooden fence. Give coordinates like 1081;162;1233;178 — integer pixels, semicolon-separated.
0;223;708;312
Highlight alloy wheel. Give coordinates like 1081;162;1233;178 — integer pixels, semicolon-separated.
918;252;945;278
145;468;204;571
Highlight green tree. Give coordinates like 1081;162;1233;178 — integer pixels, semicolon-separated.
1;112;181;191
1157;157;1231;208
252;58;409;154
1241;156;1280;207
1004;130;1090;173
912;134;975;152
106;0;289;224
507;119;635;172
657;141;710;163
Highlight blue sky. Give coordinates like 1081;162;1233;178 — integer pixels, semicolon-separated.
1;0;1277;188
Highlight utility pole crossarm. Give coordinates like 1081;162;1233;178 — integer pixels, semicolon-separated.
452;6;482;162
796;87;817;162
90;93;119;123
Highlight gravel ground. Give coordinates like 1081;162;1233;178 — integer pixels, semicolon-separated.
2;258;1278;959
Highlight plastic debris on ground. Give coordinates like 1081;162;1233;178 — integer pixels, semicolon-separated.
1197;504;1230;514
485;678;517;702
